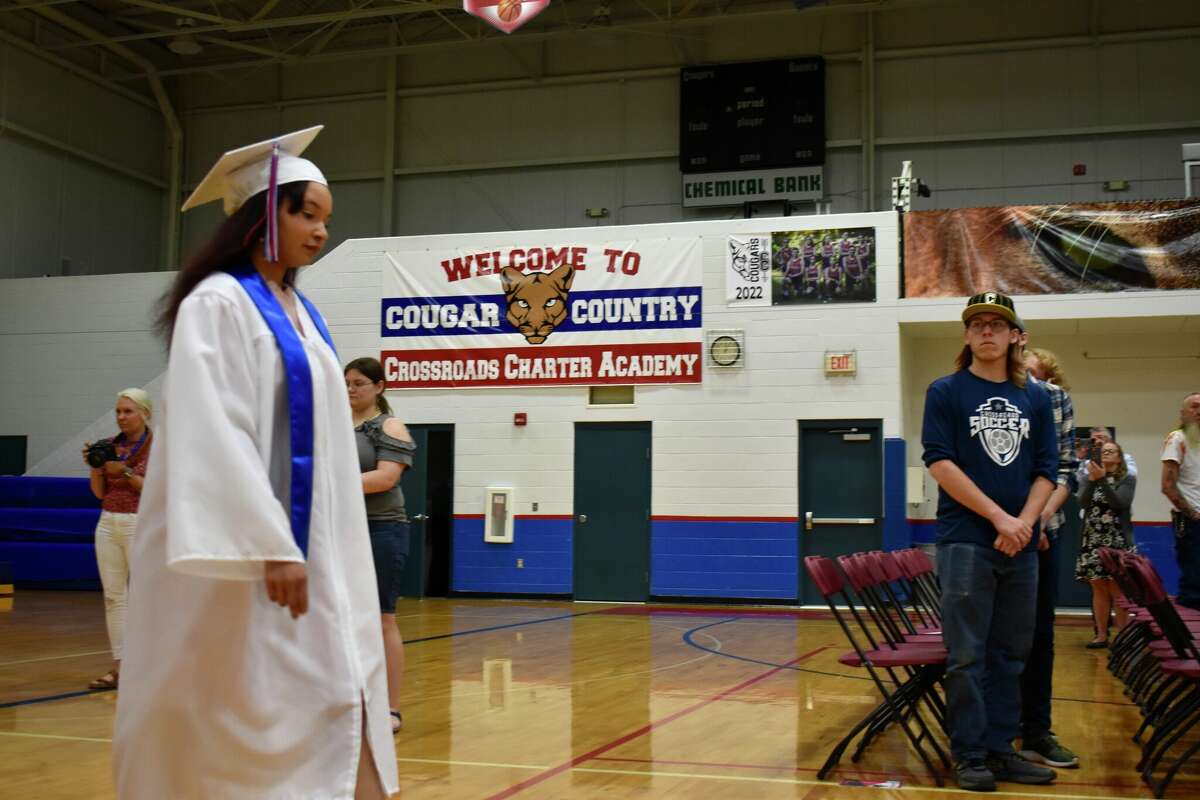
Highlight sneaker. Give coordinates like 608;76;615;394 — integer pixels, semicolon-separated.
1020;734;1079;768
955;760;996;792
986;752;1056;785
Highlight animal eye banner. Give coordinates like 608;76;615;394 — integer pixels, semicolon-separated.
379;239;703;388
903;201;1200;297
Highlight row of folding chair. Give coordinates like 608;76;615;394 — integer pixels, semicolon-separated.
803;548;949;785
1098;547;1200;798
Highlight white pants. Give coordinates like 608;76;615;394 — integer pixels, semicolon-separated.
95;511;137;660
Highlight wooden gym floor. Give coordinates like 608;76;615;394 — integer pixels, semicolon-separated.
1;591;1194;799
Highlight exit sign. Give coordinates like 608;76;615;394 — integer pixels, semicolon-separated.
824;351;857;376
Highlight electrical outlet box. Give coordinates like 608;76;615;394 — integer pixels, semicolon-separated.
516;558;524;568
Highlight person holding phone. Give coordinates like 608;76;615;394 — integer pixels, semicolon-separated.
1076;427;1136;484
1074;441;1137;648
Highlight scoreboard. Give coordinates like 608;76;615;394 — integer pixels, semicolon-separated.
679;57;825;175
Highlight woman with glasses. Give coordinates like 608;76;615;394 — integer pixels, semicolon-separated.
1074;440;1137;648
345;356;416;734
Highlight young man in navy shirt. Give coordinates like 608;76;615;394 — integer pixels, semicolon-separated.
922;292;1058;792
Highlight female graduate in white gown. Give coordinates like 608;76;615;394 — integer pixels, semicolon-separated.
114;127;398;800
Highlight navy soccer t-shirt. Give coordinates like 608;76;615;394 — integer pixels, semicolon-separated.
921;369;1057;550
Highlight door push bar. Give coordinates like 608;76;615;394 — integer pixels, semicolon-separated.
804;512;876;530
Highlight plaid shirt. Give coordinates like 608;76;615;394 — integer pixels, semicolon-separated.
1030;375;1076;534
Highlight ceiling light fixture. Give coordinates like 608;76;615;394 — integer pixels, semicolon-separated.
168;18;203;56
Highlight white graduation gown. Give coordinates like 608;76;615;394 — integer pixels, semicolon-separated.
114;273;398;799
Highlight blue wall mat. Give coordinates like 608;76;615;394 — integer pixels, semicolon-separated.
651;518;798;599
452;516;572;594
0;477;101;584
1135;524;1179;596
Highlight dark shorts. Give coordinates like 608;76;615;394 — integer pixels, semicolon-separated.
368;519;410;613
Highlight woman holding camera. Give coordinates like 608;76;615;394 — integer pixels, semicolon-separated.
1074;440;1137;648
81;388;153;691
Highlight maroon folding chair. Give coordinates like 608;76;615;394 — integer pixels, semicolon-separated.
894;548;943;629
804;555;950;785
876;550;942;636
1122;555;1200;797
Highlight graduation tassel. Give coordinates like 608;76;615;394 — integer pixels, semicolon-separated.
265;142;280;263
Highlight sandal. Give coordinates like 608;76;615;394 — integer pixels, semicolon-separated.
89;671;119;691
390;710;402;733
1086;637;1109;650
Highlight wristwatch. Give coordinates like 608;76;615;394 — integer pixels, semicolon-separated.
122;467;135;479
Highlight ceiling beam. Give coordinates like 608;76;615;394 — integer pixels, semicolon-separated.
122;17;291;58
0;0;80;13
249;0;287;22
46;0;463;49
117;0;238;26
0;26;157;107
105;0;858;78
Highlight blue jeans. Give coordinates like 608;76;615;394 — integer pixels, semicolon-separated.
1176;514;1200;611
1019;532;1059;740
368;519;411;613
937;542;1038;761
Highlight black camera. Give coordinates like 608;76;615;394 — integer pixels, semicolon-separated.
85;438;118;468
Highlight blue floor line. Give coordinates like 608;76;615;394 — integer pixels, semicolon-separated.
0;610;596;709
0;689;102;709
681;616;872;681
405;609;595;643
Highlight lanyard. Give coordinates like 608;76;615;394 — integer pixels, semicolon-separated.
115;427;150;462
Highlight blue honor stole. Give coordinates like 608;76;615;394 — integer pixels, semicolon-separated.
228;266;338;557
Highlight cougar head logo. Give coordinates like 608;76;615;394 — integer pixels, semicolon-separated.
499;264;575;344
728;240;753;279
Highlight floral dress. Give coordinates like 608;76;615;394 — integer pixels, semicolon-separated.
1075;472;1136;582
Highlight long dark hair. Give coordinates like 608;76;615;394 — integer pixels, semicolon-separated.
956;336;1027;388
155;181;311;345
344;356;392;414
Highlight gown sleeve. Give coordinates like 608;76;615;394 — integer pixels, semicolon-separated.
164;291;303;580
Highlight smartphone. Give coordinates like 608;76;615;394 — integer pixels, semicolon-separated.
1090;440;1103;465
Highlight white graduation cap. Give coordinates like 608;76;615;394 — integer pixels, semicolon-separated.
182;125;327;262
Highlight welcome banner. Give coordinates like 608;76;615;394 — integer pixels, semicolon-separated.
380;239;703;389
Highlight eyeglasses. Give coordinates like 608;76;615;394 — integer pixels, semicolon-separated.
966;319;1011;334
345;381;377;390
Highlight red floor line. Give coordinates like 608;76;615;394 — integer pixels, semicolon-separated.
586;755;1159;791
590;755;903;779
482;645;832;800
